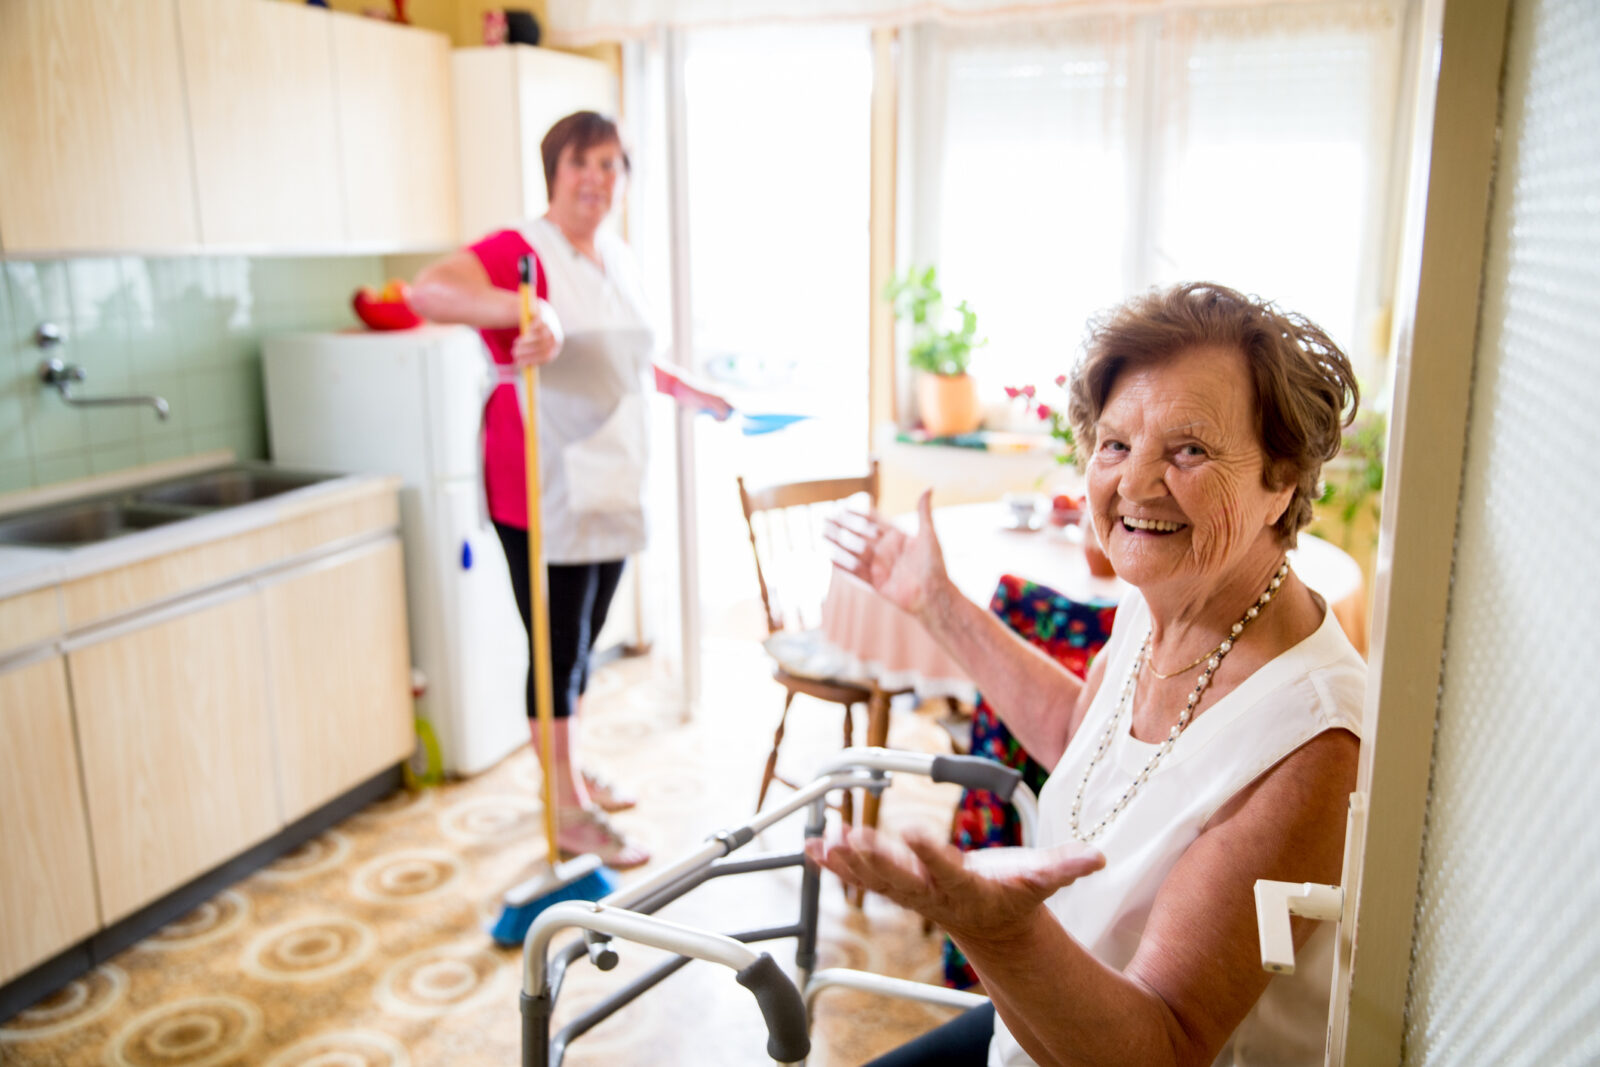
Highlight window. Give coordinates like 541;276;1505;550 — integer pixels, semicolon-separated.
685;24;874;479
904;8;1402;421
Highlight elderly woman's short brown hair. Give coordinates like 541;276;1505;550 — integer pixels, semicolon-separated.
1066;282;1359;545
540;111;631;199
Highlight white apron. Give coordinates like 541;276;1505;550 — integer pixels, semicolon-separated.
511;217;656;565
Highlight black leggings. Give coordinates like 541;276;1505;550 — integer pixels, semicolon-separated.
494;522;626;720
865;1003;994;1066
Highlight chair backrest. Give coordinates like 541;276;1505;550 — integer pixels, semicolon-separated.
736;459;879;635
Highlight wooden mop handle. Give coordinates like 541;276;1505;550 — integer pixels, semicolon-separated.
519;255;560;860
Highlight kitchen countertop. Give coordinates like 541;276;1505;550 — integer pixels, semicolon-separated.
0;466;401;603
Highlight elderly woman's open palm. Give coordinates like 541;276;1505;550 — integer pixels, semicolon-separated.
805;828;1104;943
825;489;951;619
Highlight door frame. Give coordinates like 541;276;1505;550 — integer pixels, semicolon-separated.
1330;0;1511;1060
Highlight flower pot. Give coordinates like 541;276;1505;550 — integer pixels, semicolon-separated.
917;372;981;437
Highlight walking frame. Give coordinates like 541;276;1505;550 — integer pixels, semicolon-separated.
516;746;1040;1066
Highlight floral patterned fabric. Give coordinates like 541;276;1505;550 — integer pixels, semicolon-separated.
943;575;1117;989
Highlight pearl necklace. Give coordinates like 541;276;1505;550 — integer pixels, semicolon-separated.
1068;558;1290;843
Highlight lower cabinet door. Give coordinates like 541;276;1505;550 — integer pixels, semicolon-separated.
69;590;277;924
0;655;99;983
263;537;413;823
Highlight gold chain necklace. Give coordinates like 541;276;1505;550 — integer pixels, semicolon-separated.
1146;644;1220;680
1069;558;1290;843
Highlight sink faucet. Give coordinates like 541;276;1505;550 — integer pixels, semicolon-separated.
34;323;170;420
38;358;171;420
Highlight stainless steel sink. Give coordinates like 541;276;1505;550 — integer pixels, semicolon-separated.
132;468;328;509
0;466;339;549
0;500;191;547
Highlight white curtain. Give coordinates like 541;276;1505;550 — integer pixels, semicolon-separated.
547;0;1387;45
903;2;1401;416
1146;6;1403;369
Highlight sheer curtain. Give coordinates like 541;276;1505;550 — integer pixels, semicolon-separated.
1148;8;1402;368
926;19;1137;400
906;4;1402;423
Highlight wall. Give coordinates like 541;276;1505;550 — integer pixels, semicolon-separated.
0;256;382;494
1401;0;1600;1060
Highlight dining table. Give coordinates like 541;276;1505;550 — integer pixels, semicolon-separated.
800;500;1370;832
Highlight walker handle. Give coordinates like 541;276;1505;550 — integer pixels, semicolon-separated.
930;754;1023;802
735;953;811;1063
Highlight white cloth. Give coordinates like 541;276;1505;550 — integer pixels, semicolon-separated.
989;589;1365;1067
517;217;656;564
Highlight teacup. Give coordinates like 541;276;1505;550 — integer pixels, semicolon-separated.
1002;492;1042;527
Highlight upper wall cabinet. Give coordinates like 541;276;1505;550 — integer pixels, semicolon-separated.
453;46;618;243
177;0;345;250
0;0;201;254
333;13;458;249
0;1;458;255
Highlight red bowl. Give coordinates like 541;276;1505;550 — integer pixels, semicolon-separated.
352;293;423;331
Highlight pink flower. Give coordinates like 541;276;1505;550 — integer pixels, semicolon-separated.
1036;404;1053;420
1004;386;1020;399
1054;374;1068;388
1022;385;1036;398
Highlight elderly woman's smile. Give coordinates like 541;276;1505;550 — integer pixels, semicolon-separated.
1088;343;1293;597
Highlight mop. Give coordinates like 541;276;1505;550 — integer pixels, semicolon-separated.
490;254;621;948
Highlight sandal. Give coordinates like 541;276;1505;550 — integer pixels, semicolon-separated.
582;769;638;813
556;806;651;870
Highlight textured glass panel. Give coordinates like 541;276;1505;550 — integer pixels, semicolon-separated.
1404;0;1600;1063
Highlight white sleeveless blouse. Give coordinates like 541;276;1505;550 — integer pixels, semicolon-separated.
989;589;1365;1067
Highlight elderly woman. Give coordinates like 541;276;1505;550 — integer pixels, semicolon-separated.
815;282;1363;1066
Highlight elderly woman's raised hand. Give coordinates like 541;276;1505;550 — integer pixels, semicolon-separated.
805;827;1104;942
824;490;953;621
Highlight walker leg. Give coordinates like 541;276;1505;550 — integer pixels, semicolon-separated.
797;796;826;975
522;991;551;1067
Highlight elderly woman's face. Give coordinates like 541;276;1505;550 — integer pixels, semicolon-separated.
1086;345;1293;593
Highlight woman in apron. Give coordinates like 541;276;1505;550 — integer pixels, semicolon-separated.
411;111;728;868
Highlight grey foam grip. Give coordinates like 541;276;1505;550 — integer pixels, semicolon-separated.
734;952;811;1062
930;754;1023;802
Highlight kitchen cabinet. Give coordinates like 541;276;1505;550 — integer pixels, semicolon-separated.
69;588;278;925
332;13;459;248
452;46;619;242
0;474;411;995
0;655;99;985
177;0;345;249
0;0;200;254
263;538;413;823
0;1;457;255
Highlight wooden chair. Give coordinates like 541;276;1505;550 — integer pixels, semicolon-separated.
738;460;880;826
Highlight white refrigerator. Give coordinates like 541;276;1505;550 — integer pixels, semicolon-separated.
262;325;528;777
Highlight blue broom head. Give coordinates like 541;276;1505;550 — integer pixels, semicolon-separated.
489;862;621;948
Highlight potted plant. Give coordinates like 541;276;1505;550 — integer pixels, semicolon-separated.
1311;408;1386;560
885;265;985;437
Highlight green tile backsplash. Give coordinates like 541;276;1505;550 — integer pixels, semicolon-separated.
0;255;384;494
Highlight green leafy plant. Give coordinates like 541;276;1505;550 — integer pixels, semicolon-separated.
1315;409;1386;550
884;265;985;377
1007;376;1078;466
